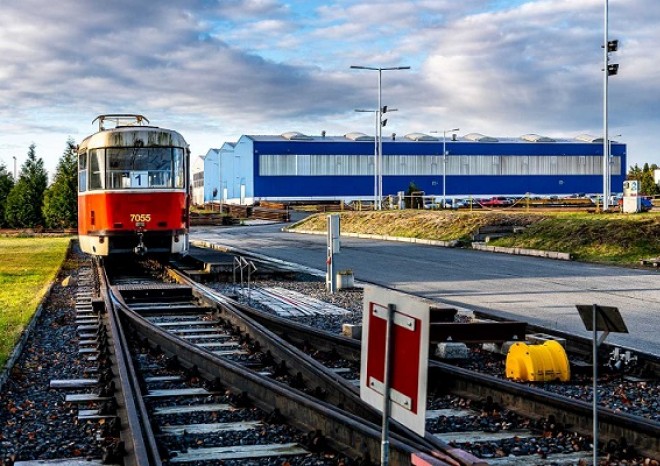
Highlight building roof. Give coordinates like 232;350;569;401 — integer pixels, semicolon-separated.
243;133;619;144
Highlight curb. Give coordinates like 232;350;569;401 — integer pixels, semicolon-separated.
286;229;459;248
471;242;572;260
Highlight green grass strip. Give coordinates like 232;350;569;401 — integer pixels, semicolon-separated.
0;237;71;367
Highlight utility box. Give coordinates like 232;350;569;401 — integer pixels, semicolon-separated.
622;180;641;213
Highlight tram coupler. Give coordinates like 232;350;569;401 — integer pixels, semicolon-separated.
134;229;147;256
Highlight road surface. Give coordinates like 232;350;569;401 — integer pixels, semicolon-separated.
190;222;660;356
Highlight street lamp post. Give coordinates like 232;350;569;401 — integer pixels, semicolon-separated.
608;134;621;201
351;65;410;210
603;0;619;211
355;109;379;207
356;108;399;209
431;129;459;208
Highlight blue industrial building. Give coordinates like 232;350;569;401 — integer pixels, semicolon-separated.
192;131;626;204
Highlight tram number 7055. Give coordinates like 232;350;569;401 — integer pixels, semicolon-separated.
130;214;152;223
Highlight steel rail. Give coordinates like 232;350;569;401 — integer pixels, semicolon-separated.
97;258;163;466
109;289;443;466
163;265;483;466
208;283;660;458
471;310;660;377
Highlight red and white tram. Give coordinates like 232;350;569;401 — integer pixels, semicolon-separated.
77;114;190;256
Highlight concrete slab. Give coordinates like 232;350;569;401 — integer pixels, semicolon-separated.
169;443;307;463
65;394;112;403
154;403;232;415
155;320;220;327
144;375;183;383
50;379;98;389
160;421;261;435
145;388;218;398
435;430;533;444
15;460;118;466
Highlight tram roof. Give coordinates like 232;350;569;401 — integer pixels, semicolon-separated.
79;125;188;151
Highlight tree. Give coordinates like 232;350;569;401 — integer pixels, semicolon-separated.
626;162;659;196
0;163;15;227
641;164;659;196
4;144;48;228
43;138;78;229
627;164;642;180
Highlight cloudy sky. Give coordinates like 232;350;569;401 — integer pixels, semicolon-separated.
1;0;658;179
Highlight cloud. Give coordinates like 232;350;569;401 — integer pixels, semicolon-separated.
0;0;659;176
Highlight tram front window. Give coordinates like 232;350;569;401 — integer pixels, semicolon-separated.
105;148;182;189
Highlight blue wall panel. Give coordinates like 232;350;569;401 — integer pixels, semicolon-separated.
241;137;627;199
253;174;624;198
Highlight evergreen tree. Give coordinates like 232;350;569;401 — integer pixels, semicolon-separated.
43;138;78;228
0;163;15;227
641;164;659;196
4;144;48;228
626;162;659;196
627;164;642;179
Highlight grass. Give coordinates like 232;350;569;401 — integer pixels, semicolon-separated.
0;237;71;368
490;212;660;263
289;210;660;265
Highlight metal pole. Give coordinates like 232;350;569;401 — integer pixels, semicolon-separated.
603;0;609;211
381;303;396;466
377;69;383;211
442;131;447;209
374;111;378;208
592;304;599;465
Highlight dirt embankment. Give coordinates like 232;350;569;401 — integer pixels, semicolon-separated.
290;211;660;264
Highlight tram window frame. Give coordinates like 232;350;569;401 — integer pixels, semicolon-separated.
89;149;105;190
173;148;185;188
105;147;183;189
78;153;87;192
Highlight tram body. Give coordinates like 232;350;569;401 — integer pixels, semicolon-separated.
78;115;190;256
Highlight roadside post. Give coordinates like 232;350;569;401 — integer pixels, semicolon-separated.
361;286;430;465
576;304;629;465
326;215;340;293
622;180;640;213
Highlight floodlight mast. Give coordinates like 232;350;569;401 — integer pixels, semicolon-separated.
351;65;410;210
432;128;460;208
603;0;619;211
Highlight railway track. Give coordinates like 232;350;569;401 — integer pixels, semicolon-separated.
99;259;476;466
160;260;660;463
9;249;655;465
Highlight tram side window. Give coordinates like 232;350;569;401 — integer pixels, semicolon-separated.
89;149;105;190
173;148;184;188
78;153;87;192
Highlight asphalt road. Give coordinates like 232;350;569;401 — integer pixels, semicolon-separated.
190;222;660;357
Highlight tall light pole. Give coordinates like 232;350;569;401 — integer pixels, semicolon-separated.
608;134;621;201
356;108;398;209
603;0;619;211
355;109;379;207
351;65;410;210
431;129;459;208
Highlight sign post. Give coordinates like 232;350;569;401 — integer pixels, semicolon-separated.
361;286;430;465
576;304;629;466
326;215;340;293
